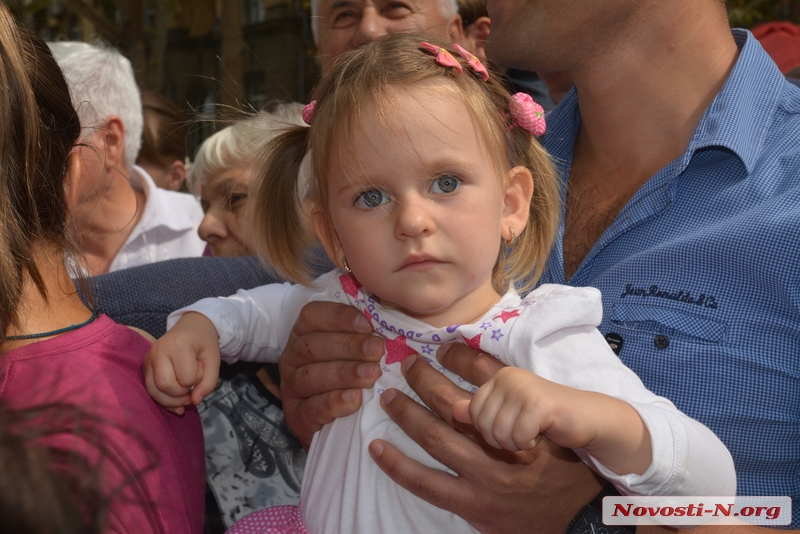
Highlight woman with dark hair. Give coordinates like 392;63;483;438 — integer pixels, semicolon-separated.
0;6;204;533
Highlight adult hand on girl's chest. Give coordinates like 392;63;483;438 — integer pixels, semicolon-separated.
369;346;605;534
279;301;384;449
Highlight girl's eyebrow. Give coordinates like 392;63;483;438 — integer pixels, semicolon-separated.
335;179;370;196
335;183;354;195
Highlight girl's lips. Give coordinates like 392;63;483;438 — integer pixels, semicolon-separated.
398;255;443;271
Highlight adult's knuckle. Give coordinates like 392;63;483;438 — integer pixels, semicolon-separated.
476;352;505;373
336;361;352;384
417;420;446;450
326;390;344;415
408;475;430;500
296;303;315;327
298;362;315;385
429;381;462;409
493;469;520;493
342;333;359;357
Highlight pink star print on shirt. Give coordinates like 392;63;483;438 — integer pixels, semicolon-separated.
462;333;482;350
385;336;420;365
339;273;362;299
494;309;521;323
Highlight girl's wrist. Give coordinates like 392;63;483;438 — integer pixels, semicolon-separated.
582;395;652;476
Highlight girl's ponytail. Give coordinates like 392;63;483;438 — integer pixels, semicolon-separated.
249;125;314;284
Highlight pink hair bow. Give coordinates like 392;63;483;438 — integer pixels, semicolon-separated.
509;93;546;136
419;42;463;74
453;43;489;82
302;100;316;125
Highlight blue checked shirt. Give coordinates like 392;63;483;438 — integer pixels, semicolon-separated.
540;30;800;525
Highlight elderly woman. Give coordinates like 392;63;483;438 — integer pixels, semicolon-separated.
190;105;308;257
0;7;204;533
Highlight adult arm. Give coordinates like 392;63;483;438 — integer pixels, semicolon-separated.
369;345;605;533
84;256;280;338
84;250;334;338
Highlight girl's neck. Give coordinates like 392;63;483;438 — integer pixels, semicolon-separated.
376;285;503;329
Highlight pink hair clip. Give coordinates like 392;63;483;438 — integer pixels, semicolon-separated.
453;43;489;82
302;100;317;125
419;42;463;74
509;93;546;137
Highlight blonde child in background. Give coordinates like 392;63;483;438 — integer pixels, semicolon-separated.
145;34;735;534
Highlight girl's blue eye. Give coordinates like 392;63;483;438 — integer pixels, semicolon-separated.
356;189;389;208
431;175;461;194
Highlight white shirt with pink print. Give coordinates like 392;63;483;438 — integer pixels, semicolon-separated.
168;269;736;534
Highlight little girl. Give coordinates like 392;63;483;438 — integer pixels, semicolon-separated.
145;34;735;533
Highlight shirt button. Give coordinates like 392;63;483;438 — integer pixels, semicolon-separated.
653;334;669;350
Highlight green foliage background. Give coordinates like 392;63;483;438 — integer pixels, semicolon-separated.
727;0;800;27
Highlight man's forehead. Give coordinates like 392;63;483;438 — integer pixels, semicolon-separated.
320;0;431;13
322;0;360;11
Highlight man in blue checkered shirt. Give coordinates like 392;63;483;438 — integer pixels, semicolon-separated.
531;23;800;534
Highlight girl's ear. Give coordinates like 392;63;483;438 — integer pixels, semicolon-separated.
501;166;534;242
312;208;346;270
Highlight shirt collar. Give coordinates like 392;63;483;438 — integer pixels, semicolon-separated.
680;29;785;175
543;29;788;177
129;165;198;233
541;87;579;186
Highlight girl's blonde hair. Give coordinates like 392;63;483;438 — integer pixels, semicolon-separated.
252;33;561;293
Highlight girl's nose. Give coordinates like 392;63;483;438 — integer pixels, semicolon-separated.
394;200;435;240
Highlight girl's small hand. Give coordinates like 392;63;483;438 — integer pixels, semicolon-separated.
453;367;596;451
143;312;221;415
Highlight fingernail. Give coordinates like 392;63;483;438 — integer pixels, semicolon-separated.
363;337;383;357
369;441;384;457
342;389;357;403
381;389;397;404
435;343;453;361
357;363;374;379
354;314;372;332
400;354;418;374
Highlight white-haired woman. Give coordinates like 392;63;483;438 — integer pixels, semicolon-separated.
191;104;307;257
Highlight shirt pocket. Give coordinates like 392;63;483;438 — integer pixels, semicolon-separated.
609;302;728;345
